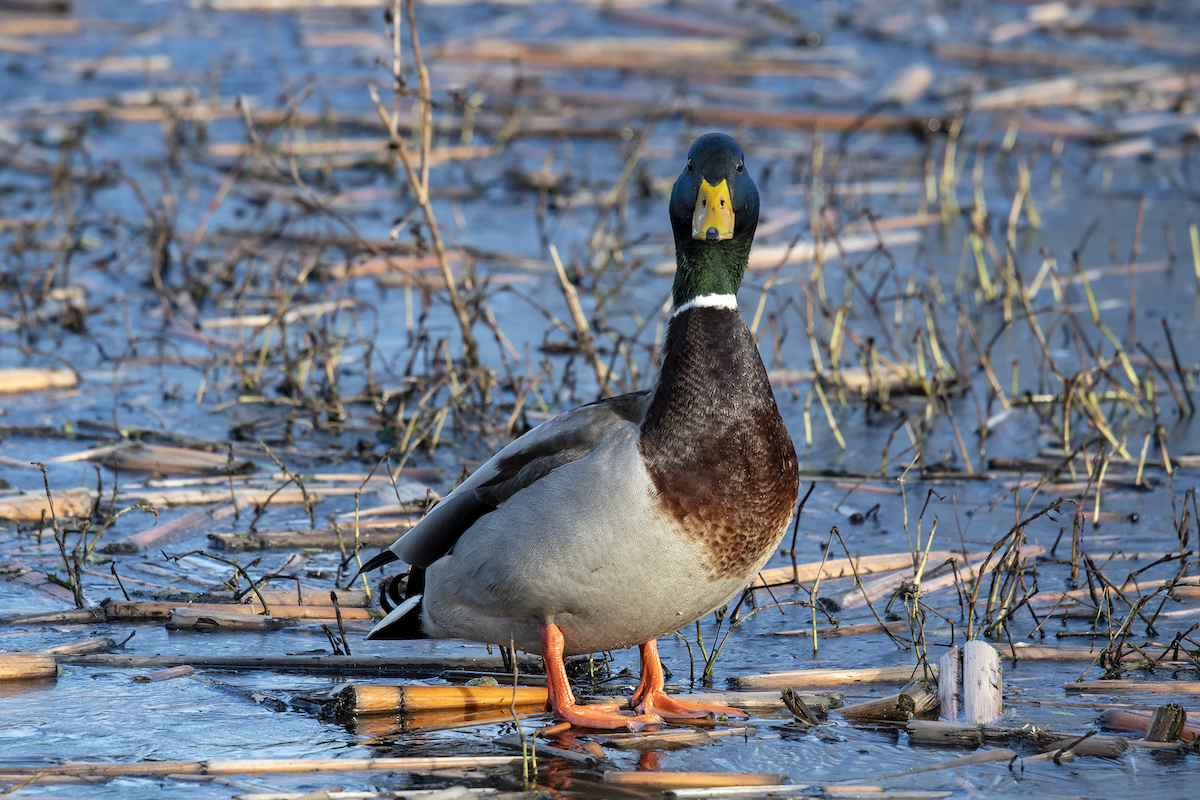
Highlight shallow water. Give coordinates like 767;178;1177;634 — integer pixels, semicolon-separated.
2;0;1199;798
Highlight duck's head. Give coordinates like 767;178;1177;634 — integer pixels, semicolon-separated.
668;133;759;309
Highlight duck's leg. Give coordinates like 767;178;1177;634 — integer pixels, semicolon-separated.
540;624;661;731
632;639;749;720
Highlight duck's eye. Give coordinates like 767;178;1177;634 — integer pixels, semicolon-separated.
736;161;744;173
686;160;693;172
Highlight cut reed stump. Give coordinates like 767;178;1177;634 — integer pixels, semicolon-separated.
1145;704;1189;742
335;684;549;717
0;652;57;680
840;679;938;722
780;688;836;724
963;641;1002;725
939;647;960;721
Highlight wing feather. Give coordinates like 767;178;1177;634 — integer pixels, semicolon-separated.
377;390;650;569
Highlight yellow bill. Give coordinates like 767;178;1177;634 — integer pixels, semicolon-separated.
691;178;734;241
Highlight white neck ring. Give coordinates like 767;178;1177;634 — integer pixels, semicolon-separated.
672;294;739;316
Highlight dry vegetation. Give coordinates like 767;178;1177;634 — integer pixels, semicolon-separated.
1;0;1199;796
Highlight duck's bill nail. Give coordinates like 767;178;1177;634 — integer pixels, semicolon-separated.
691;178;734;241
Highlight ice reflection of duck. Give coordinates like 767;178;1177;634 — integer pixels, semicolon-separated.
362;133;800;730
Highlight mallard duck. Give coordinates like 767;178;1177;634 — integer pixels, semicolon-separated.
362;133;800;730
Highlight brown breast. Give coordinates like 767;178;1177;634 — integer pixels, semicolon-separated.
639;306;800;580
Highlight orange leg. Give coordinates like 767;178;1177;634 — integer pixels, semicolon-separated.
541;624;661;731
631;639;749;720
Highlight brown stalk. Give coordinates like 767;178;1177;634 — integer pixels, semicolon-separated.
550;244;608;396
369;0;478;366
831;526;910;650
1161;318;1196;417
330;591;352;656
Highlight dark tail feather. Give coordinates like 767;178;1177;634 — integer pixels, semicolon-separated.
358;549;400;576
365;566;428;640
378;574;407;613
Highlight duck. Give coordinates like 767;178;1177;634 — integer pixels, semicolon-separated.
361;132;800;731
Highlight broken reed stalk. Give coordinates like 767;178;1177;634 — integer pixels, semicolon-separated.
34;462;82;608
257;440;315;528
1161;317;1196;417
350;455;398;598
786;480;817;583
330;591;352;655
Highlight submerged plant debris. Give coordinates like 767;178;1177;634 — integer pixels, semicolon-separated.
1;0;1199;798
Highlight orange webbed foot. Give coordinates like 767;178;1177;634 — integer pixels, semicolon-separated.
631;638;751;722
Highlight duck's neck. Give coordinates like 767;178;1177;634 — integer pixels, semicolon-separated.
670;238;751;307
640;300;777;448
